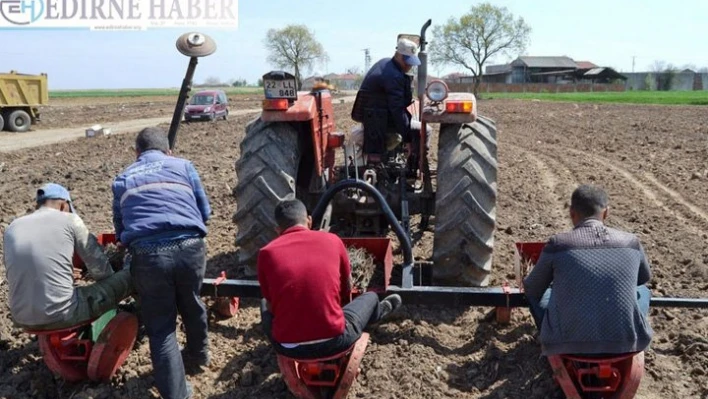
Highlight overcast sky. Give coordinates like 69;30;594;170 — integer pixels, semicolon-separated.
2;0;707;89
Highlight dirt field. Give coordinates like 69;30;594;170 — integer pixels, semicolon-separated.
1;97;707;399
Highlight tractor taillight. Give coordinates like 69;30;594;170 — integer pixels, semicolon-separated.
327;132;345;148
262;98;289;110
445;100;474;114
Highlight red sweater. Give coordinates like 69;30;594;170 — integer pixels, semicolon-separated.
257;226;351;344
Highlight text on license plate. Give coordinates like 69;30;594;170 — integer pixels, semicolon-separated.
264;79;297;99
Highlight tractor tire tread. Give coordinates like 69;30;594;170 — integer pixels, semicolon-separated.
233;117;300;275
432;116;498;286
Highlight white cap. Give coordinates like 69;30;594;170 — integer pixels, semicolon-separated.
396;38;421;66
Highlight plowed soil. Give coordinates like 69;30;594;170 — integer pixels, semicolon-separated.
1;98;707;399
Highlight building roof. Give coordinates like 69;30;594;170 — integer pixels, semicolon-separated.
575;61;598;69
331;73;359;81
512;56;578;69
583;67;627;80
486;64;512;75
530;69;576;76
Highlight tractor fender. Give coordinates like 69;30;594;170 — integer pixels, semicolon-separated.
260;91;336;178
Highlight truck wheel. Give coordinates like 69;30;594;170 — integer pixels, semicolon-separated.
0;113;4;131
7;110;31;133
432;116;497;287
222;110;228;121
233;117;300;276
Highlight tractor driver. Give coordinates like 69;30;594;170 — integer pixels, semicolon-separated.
3;183;134;331
258;199;402;359
351;38;431;163
523;184;653;357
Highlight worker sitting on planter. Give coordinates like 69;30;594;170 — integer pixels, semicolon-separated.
258;199;402;359
523;184;653;356
3;183;134;331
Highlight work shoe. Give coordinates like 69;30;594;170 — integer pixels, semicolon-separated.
385;133;403;151
181;347;211;375
379;294;403;319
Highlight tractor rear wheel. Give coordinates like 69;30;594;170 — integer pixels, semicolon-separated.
432;116;497;287
233;117;301;276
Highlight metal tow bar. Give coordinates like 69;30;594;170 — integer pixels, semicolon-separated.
199;278;708;310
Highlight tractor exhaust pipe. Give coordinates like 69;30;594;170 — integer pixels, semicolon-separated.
167;32;217;150
417;19;432;122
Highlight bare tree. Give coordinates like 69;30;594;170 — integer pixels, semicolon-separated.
264;25;328;90
430;3;531;95
202;76;222;87
648;60;667;73
345;66;362;75
648;60;677;91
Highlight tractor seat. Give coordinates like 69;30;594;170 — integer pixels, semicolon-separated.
279;340;359;363
24;319;96;336
276;333;370;392
562;352;640;362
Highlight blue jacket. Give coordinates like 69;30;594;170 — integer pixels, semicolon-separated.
111;150;211;247
351;57;413;154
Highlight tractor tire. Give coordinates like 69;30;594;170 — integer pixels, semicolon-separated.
233;117;300;276
7;109;31;133
432;116;497;287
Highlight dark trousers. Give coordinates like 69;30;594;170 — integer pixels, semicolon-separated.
526;285;652;329
261;292;383;360
130;238;208;399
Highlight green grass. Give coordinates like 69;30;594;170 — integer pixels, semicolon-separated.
49;86;262;98
482;91;708;105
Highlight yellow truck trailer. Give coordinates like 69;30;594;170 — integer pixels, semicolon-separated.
0;71;49;132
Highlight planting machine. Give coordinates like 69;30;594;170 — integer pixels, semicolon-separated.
23;27;708;399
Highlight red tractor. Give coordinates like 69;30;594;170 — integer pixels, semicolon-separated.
233;20;498;288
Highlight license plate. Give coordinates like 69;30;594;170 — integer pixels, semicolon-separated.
264;79;297;99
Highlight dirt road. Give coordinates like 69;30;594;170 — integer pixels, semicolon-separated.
0;95;357;153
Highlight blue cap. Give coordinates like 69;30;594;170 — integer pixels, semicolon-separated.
396;38;421;66
402;54;421;66
36;183;76;213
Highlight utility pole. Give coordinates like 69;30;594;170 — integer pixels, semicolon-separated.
361;48;371;73
632;55;636;73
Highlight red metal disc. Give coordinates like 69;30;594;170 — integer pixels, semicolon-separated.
87;312;138;382
38;335;89;382
333;332;369;399
277;355;320;399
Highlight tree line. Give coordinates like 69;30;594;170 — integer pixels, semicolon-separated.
204;4;706;94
